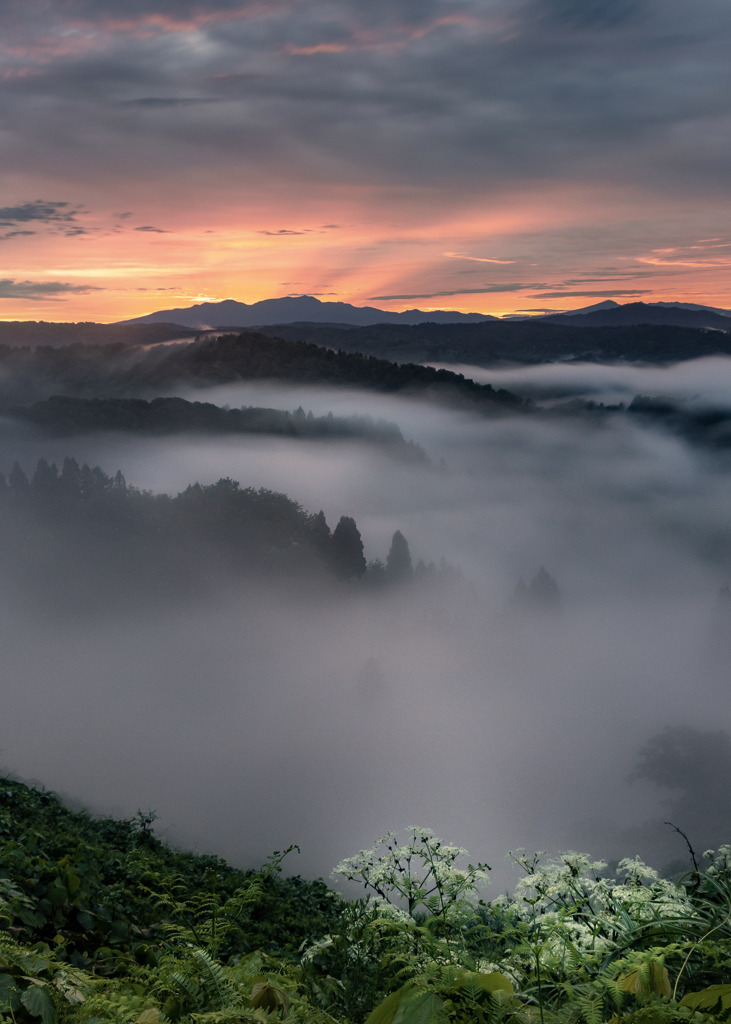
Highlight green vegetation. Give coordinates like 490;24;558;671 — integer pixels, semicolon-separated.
1;780;730;1024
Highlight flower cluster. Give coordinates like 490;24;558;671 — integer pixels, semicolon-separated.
333;827;490;920
505;849;691;959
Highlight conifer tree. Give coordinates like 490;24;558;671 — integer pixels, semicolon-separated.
331;515;366;579
386;529;413;583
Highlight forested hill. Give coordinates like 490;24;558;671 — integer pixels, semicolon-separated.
0;457;453;609
10;395;426;460
0;331;527;410
121;331;525;411
0;320;199;348
252;320;731;366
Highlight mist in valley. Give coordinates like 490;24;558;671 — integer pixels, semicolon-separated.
1;358;730;893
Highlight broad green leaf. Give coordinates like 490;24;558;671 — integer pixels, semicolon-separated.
0;973;20;1011
451;969;514;997
680;984;731;1016
46;881;67;909
393;990;449;1024
21;983;57;1024
136;1009;164;1023
365;984;449;1024
76;911;95;932
620;961;671;999
251;980;290;1014
364;984;416;1024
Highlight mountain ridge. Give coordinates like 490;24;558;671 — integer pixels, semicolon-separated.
117;294;731;332
118;294;498;328
541;301;731;331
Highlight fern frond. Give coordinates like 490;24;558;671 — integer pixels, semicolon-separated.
577;994;603;1024
167;970;201;1010
190;947;235;1010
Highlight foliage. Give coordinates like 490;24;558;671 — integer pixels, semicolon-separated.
0;776;341;969
2;779;731;1024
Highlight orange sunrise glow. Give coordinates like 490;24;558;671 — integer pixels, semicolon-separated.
1;1;730;323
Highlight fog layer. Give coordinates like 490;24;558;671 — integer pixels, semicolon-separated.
2;359;730;890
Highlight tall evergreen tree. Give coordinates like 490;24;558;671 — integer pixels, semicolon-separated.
386;529;413;583
308;509;332;557
31;457;59;496
331;516;366;579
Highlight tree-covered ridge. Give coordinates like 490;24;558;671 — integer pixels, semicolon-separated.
2;779;731;1024
121;332;526;412
0;322;199;350
254;319;731;367
0;333;527;411
10;396;426;461
0;459;448;604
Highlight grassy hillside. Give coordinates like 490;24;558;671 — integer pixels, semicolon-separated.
1;777;730;1023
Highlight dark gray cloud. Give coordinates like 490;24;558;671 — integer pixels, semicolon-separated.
526;0;646;30
1;0;730;202
535;288;652;298
0;279;102;300
119;97;219;107
135;225;168;233
370;284;546;300
0;201;82;226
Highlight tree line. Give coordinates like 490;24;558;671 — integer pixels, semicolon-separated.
0;457;453;592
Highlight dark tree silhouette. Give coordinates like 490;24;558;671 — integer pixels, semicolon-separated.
511;567;561;612
629;726;731;845
59;456;82;499
331;516;366;579
386;529;413;583
31;457;58;495
529;566;560;609
308;510;332;557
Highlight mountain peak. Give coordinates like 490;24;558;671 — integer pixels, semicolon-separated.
118;295;497;329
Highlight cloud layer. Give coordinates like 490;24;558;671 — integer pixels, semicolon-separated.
1;1;731;318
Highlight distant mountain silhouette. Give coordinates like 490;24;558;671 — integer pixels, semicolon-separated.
119;295;731;332
499;299;621;320
542;301;731;331
119;295;498;328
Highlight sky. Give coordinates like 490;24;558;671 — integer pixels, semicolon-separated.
1;0;731;322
